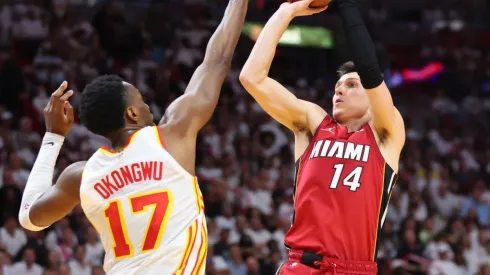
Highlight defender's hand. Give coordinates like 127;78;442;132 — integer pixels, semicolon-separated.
281;0;328;17
44;81;74;136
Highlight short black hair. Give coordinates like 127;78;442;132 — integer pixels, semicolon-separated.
337;61;357;77
78;75;127;136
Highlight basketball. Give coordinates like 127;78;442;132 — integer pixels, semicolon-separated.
288;0;331;8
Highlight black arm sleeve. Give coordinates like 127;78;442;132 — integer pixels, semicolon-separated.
337;0;384;89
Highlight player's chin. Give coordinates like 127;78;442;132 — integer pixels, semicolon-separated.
332;109;344;123
333;107;353;123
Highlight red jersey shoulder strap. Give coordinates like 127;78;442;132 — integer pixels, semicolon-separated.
298;115;334;162
311;114;336;139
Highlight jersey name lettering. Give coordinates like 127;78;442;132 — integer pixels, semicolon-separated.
94;161;164;199
309;140;370;162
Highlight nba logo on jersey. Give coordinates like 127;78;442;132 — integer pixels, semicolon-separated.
80;126;207;275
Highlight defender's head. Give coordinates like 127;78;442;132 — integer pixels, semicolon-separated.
332;62;370;123
78;75;154;137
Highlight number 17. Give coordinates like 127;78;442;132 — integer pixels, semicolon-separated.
104;190;173;259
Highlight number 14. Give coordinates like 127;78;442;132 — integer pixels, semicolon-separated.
330;164;363;191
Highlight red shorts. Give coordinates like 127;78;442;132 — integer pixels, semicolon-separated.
276;249;378;275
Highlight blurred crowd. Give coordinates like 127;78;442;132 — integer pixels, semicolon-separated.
0;0;489;275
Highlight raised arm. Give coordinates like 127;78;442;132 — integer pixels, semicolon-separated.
19;82;84;231
239;0;327;133
159;0;248;136
337;0;405;149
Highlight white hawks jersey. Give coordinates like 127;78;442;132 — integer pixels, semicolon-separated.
80;126;207;275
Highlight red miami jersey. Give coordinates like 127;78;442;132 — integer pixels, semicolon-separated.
284;115;397;261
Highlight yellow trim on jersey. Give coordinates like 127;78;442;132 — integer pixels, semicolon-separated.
176;225;192;271
193;219;208;275
104;200;134;260
372;163;386;260
192;178;202;211
98;147;113;155
176;220;199;274
153;126;166;148
191;224;207;275
98;130;141;156
128;189;174;253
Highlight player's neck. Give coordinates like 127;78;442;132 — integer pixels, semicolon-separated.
107;126;142;150
341;116;370;133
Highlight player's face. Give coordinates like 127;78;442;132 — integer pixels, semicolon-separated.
332;72;370;123
123;82;155;127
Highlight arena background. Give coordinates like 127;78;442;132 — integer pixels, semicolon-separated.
0;0;489;274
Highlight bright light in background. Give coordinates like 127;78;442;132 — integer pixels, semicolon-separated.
242;22;334;49
389;62;445;88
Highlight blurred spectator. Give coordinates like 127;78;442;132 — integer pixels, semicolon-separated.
227;245;246;275
7;152;30;190
430;179;461;218
0;249;12;274
461;187;490;227
8;247;43;275
69;244;91;275
84;227;103;267
0;216;27;259
0;0;489;275
45;249;61;272
428;243;463;274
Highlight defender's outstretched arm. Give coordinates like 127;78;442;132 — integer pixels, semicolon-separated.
160;0;248;136
239;0;327;133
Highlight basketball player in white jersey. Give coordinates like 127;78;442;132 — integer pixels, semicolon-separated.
18;1;248;274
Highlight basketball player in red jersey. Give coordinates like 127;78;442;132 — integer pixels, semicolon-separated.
240;0;405;274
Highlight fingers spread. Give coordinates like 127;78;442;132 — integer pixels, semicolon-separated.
52;81;67;97
60;90;74;101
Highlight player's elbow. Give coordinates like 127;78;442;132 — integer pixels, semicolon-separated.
239;73;257;95
239;69;263;89
238;70;251;85
18;210;45;232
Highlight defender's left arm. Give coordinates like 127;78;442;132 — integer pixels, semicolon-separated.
19;82;84;231
337;0;405;150
160;0;248;136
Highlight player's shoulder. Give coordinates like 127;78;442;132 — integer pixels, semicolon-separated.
63;161;86;180
56;161;86;197
298;100;329;135
299;100;326;115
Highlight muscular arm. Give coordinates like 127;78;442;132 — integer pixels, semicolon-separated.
19;133;85;231
238;6;306;130
19;82;84;230
27;162;85;227
159;0;248;136
337;0;405;149
368;83;405;149
239;5;326;133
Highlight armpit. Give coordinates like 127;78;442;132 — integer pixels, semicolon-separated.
377;127;389;145
293;121;309;133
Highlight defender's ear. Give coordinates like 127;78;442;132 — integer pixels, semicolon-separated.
125;106;139;123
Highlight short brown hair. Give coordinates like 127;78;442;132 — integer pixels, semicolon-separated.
337;61;356;77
